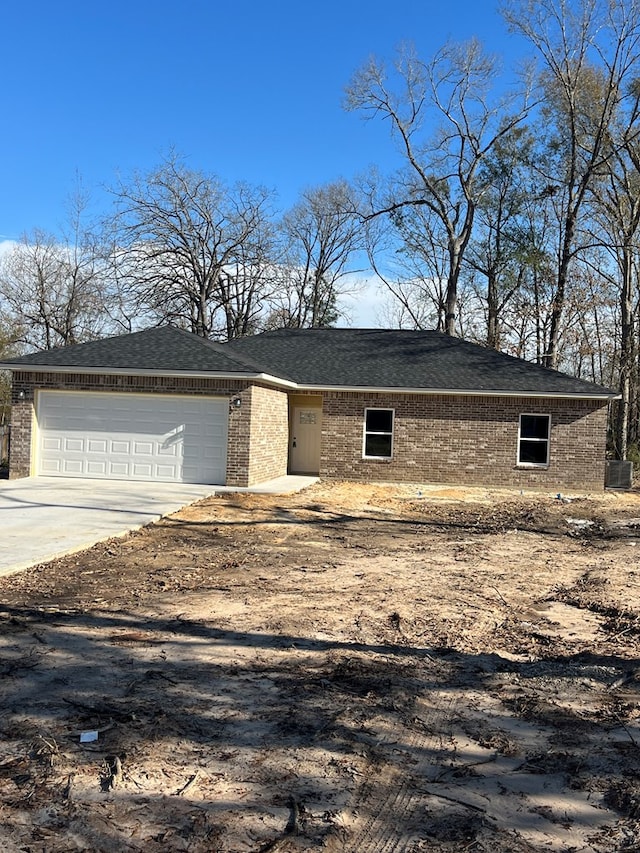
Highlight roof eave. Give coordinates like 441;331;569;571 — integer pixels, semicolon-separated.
0;364;617;399
295;383;619;400
0;363;298;389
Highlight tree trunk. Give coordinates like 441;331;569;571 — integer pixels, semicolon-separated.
615;247;634;460
445;236;466;336
544;212;576;370
486;270;499;349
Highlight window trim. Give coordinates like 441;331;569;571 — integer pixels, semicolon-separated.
363;407;395;460
517;413;551;468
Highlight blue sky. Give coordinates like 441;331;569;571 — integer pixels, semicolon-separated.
1;1;525;241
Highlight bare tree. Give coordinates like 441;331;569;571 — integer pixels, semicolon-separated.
266;181;363;329
363;201;451;330
465;128;535;349
587;141;640;459
503;0;640;368
0;202;112;352
107;154;276;340
346;39;530;335
0;318;21;426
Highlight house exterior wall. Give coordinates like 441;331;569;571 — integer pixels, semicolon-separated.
8;372;261;486
320;391;609;492
8;372;610;491
246;385;289;486
7;377;34;479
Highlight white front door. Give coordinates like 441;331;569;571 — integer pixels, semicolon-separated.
290;406;321;474
36;390;228;485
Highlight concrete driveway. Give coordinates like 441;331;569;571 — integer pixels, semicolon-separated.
0;475;318;577
0;477;218;576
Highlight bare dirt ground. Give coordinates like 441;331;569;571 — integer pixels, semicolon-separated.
0;481;639;853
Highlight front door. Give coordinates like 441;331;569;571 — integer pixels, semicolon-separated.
290;406;321;474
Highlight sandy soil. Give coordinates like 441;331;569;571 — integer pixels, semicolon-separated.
0;480;639;852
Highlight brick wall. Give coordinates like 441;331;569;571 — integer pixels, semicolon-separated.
320;392;609;492
246;385;289;485
226;386;251;487
9;372;610;492
225;384;289;487
8;376;34;478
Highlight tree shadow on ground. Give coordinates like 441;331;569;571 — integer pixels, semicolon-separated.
0;603;638;852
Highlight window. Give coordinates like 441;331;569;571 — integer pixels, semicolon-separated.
364;408;394;459
518;414;550;466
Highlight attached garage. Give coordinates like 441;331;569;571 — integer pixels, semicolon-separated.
35;390;228;485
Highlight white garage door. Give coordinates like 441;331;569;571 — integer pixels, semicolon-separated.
37;391;228;484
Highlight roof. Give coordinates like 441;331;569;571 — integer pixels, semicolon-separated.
225;328;616;398
0;325;616;399
0;326;267;378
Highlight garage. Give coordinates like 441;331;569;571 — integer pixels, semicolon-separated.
36;390;228;484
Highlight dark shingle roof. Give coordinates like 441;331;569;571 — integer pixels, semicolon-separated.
0;325;616;398
0;326;264;375
225;328;616;397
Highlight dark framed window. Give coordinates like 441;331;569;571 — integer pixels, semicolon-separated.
518;414;551;466
363;408;394;459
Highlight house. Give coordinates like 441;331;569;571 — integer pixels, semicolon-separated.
0;326;617;492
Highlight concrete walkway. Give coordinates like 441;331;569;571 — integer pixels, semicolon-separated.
214;475;317;495
0;475;317;576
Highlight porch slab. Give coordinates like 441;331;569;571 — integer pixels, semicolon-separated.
215;475;319;495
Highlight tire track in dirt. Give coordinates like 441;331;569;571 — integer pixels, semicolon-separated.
327;691;457;853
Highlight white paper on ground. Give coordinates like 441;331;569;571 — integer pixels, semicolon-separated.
80;730;99;743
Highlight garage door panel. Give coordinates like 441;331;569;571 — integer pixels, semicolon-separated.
194;445;225;461
111;440;131;454
132;463;153;477
62;460;84;475
37;392;228;484
156;464;179;478
132;440;153;456
87;461;107;475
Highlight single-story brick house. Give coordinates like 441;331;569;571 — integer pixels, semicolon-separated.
0;326;617;491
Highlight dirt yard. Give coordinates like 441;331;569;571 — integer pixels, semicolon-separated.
0;480;639;852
